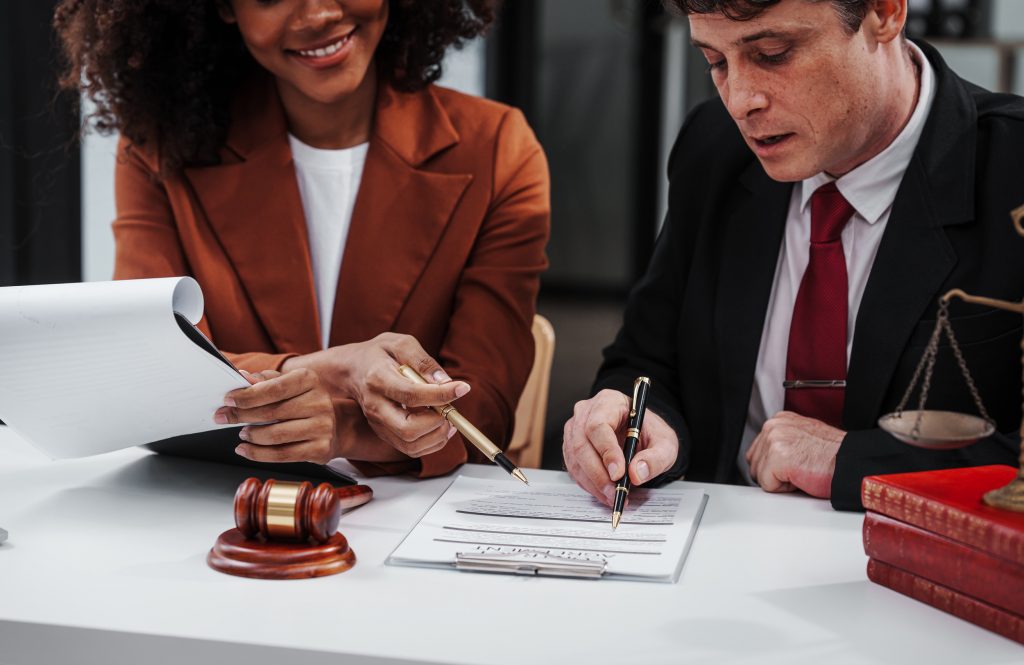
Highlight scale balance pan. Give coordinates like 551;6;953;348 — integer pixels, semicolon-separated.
878;410;995;450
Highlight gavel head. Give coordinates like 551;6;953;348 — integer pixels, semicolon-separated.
234;478;341;544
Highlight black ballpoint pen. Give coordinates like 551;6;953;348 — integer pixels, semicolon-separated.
612;376;651;529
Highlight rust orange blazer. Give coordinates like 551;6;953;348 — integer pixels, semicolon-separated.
112;77;550;478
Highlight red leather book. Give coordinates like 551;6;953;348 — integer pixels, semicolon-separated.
863;511;1024;616
867;559;1024;645
861;465;1024;563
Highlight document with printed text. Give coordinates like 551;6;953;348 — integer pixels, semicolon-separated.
387;476;708;582
0;277;248;458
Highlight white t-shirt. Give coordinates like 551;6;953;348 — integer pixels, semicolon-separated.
288;135;369;349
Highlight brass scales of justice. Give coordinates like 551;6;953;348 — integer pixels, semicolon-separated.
877;204;1024;512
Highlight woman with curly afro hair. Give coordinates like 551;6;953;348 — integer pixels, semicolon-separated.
55;0;550;478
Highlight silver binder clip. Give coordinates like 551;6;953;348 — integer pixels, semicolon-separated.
455;550;607;579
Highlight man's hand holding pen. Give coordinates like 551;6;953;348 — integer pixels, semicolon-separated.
562;387;679;508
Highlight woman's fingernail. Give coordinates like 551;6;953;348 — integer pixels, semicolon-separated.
234;445;248;458
454;383;470;398
447;426;457;439
239;428;250;441
635;461;650;483
607;462;619;479
432;370;451;383
239;369;251;377
604;485;615;503
224;396;236;407
213;411;228;425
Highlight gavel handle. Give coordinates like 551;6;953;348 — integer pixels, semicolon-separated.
335;484;373;511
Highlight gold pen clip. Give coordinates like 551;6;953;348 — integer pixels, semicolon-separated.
630;376;650;418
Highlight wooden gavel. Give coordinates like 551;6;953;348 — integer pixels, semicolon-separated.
233;477;373;544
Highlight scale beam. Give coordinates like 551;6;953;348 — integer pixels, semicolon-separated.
941;289;1024;315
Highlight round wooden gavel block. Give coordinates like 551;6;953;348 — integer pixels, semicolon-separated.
210;477;371;579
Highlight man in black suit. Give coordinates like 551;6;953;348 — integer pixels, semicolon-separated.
562;0;1023;510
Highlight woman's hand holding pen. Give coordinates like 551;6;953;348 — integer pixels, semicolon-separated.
281;333;471;459
562;389;679;507
215;368;338;464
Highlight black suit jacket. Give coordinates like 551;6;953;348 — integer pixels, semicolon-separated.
595;42;1024;510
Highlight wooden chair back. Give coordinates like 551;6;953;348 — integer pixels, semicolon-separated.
506;314;555;469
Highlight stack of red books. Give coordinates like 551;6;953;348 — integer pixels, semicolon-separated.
861;465;1024;644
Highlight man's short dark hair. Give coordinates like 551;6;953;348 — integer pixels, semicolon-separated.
666;0;870;33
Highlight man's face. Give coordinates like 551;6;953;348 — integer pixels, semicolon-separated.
690;0;890;181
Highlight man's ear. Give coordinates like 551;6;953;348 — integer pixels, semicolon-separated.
865;0;908;45
216;0;237;24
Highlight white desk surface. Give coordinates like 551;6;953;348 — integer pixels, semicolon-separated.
0;426;1020;665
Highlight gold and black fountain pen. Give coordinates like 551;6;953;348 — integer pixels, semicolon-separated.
612;376;651;529
396;365;529;485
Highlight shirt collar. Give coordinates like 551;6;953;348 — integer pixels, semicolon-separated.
800;41;937;225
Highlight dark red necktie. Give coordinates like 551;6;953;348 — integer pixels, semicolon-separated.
783;182;855;427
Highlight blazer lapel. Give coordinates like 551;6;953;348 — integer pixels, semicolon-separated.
185;78;320;353
845;42;976;427
328;86;472;346
844;163;957;426
714;164;792;476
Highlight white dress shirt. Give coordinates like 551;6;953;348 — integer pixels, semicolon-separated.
737;43;937;483
288;135;369;349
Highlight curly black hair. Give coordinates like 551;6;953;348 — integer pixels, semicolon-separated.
54;0;498;173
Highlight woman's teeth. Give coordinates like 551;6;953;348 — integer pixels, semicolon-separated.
298;36;350;58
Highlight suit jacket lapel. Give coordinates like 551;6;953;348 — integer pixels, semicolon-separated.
328;85;472;346
714;163;791;476
184;77;320;353
844;161;956;427
845;41;976;428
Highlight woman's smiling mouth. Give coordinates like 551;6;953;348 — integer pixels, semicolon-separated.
289;28;358;68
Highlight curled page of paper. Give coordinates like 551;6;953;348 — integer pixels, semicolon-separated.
387;476;707;582
0;277;248;458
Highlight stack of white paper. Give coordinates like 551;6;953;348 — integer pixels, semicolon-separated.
388;476;707;582
0;277;247;458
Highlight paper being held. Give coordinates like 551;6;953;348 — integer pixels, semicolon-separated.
0;277;248;458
